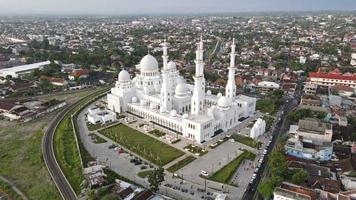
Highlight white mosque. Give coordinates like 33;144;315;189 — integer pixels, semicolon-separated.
107;38;256;143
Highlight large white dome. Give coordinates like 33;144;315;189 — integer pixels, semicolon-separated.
218;96;230;109
167;61;176;70
140;54;159;72
175;83;189;97
118;69;130;81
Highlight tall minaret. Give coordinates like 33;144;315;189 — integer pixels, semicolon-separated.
162;39;169;70
160;40;172;112
226;38;237;100
191;37;206;115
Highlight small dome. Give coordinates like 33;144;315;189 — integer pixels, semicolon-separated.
206;90;212;95
218;96;230;109
118;69;130;81
131;97;138;103
217;92;222;97
167;61;176;70
170;110;177;117
175;83;189;97
140;54;159;72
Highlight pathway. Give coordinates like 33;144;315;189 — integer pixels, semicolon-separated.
0;175;29;200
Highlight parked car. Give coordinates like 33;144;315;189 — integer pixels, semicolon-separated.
108;144;117;149
200;170;209;177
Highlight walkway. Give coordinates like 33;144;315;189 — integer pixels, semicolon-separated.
0;175;29;200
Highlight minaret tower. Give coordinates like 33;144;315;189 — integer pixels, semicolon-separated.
162;39;169;70
191;36;206;115
160;40;172;112
226;38;237;100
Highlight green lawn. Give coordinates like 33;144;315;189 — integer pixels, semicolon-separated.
99;124;184;166
231;134;261;148
54;116;84;195
148;129;166;137
209;150;256;184
167;156;196;173
137;170;154;178
256;99;275;114
86;121;117;132
54;87;111;195
183;144;208;156
89;133;107;144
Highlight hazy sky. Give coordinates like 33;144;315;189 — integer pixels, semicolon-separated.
0;0;355;15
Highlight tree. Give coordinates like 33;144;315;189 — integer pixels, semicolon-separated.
268;150;289;178
258;175;282;199
148;167;165;192
291;169;309;185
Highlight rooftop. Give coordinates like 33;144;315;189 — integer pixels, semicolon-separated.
298;118;331;135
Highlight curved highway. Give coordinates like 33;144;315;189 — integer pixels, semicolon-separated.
42;87;111;200
42;103;78;200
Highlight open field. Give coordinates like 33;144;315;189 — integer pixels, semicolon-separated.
0;119;60;200
100;124;184;166
231;134;261;148
0;89;99;200
209;150;256;184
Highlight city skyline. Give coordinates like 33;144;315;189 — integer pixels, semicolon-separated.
0;0;356;15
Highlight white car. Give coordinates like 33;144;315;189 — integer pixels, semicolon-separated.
200;170;209;177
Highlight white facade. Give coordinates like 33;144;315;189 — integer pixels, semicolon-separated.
87;107;117;125
250;118;266;139
107;38;256;143
257;81;280;89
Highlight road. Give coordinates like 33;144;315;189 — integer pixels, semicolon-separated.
242;82;303;200
42;103;78;200
42;87;111;200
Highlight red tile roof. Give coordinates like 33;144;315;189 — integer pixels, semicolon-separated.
0;101;16;111
40;76;66;83
309;68;356;81
70;69;89;77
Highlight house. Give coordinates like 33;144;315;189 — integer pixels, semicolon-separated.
273;182;317;200
9;81;37;93
300;95;321;107
285;137;333;161
40;76;68;86
330;85;354;97
295;118;333;144
83;165;107;188
0;101;16;112
68;68;89;80
285;118;334;161
304;82;318;95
